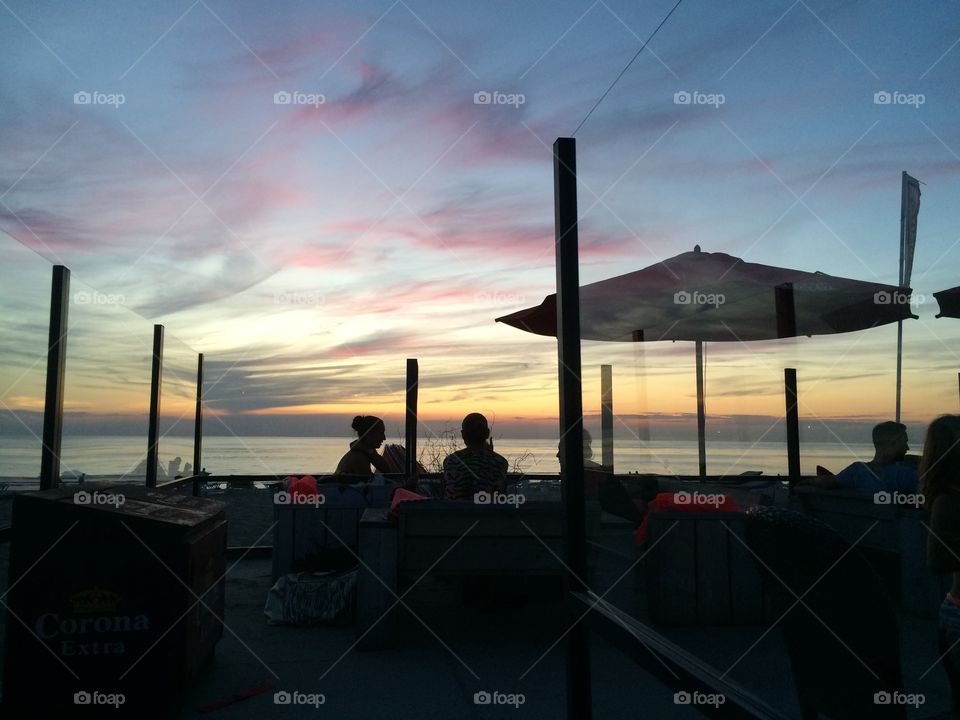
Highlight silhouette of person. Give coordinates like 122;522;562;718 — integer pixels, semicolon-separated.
336;415;391;476
922;415;960;711
443;413;507;500
815;421;918;492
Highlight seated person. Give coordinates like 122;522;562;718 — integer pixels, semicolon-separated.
922;415;960;711
814;421;918;493
335;415;391;477
556;428;604;470
443;413;508;500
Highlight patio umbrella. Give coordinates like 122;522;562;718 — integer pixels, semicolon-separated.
934;286;960;318
496;247;916;476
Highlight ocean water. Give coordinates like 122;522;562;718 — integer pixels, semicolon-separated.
0;435;878;481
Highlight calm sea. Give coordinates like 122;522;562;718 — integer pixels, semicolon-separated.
0;435;877;482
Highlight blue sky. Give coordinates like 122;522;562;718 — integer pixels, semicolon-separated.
2;0;959;442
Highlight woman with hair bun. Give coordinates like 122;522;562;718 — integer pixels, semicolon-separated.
335;415;391;476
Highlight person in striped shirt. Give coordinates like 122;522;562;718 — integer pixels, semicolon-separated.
443;413;508;500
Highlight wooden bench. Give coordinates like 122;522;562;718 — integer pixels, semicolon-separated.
645;511;767;626
271;483;393;580
792;486;949;618
355;500;600;649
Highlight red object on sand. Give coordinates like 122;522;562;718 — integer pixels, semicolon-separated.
633;491;740;545
388;487;429;520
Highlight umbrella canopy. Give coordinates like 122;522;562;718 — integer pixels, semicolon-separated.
497;248;916;478
934;286;960;319
497;249;915;343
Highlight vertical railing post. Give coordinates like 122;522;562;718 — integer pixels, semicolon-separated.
405;358;419;483
600;365;613;471
554;136;592;720
193;353;203;496
146;325;164;488
695;340;706;480
785;368;801;485
40;265;70;491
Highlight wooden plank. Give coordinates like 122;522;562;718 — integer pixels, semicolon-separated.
647;514;696;625
573;591;791;719
400;538;563;573
272;503;294;580
726;519;764;624
355;514;398;650
696;519;731;625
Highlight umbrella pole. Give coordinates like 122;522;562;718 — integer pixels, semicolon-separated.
696;340;706;480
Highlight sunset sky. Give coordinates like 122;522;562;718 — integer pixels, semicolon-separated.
2;1;960;446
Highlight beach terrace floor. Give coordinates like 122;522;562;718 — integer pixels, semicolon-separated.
0;488;957;718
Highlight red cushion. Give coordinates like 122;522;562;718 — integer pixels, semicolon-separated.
388;487;429;520
633;491;740;545
287;475;318;497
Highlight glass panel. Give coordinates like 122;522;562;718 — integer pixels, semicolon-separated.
0;236;54;489
60;273;154;485
157;331;198;481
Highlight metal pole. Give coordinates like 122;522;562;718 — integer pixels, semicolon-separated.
146;325;164;488
193;353;203;496
895;322;903;423
405;358;419;483
40;266;70;490
554;137;592;720
600;365;613;471
784;368;801;485
896;171;907;423
695;340;706;479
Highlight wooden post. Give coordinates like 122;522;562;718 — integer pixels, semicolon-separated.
695;340;706;480
785;368;801;485
600;365;613;471
40;266;70;491
193;353;203;496
146;325;164;488
554;136;592;720
405;358;419;482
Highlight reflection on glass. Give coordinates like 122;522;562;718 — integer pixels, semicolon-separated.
60;273;154;485
0;236;54;487
158;331;199;481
